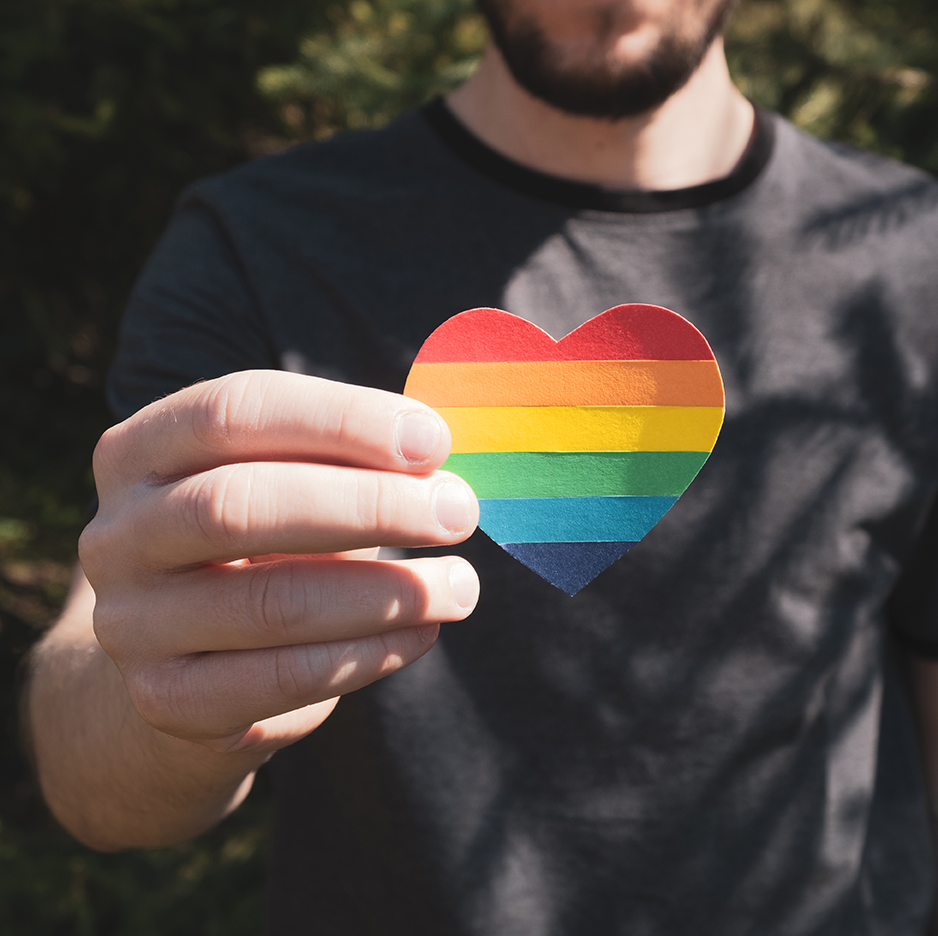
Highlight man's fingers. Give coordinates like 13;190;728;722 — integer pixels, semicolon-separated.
123;624;442;742
96;557;479;657
89;464;478;570
206;700;342;756
93;370;451;490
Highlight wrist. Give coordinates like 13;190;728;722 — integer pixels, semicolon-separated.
28;616;265;850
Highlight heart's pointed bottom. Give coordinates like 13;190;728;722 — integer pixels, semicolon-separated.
499;542;637;596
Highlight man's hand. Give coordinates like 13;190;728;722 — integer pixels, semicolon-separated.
28;370;479;848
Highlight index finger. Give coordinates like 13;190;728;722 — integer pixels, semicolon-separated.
94;370;451;488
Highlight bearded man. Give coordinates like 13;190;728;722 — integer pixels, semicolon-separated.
27;1;938;933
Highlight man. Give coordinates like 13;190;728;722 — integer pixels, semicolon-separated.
26;0;938;933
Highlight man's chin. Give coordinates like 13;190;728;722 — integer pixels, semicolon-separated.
477;0;737;120
503;46;705;120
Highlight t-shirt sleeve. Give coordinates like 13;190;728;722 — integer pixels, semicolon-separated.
888;489;938;657
107;193;278;421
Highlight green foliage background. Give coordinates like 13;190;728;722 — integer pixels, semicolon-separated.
1;0;936;931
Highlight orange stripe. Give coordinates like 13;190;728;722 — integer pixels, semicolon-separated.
405;360;724;407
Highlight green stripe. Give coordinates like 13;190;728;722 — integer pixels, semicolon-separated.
441;451;711;498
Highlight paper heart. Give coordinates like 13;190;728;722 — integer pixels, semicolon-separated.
404;304;725;595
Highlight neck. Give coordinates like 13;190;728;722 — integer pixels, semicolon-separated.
447;37;753;191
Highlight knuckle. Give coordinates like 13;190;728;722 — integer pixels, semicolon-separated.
90;596;120;657
79;519;140;590
189;467;251;552
321;640;363;689
350;470;380;533
354;470;401;537
91;589;154;669
271;646;319;703
125;663;187;735
332;630;413;689
77;521;107;580
374;629;413;676
249;563;320;643
321;386;366;450
91;424;123;485
190;373;256;453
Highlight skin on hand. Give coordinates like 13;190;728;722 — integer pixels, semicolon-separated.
83;369;480;752
29;370;479;848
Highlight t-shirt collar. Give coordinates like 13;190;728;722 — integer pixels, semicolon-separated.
421;96;775;213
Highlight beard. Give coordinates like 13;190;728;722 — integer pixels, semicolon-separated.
475;0;738;119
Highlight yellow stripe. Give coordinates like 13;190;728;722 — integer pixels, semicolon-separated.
405;360;724;407
437;406;725;453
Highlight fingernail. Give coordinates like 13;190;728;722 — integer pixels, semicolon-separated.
449;562;479;610
433;480;472;534
395;411;442;465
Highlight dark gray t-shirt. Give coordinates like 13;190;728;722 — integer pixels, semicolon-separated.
110;103;938;935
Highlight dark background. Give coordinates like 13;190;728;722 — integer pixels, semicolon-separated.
2;0;937;931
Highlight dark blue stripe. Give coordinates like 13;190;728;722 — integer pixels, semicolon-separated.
500;542;637;595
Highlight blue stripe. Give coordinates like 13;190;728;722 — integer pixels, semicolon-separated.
479;496;679;543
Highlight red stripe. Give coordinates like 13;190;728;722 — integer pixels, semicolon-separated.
413;305;715;364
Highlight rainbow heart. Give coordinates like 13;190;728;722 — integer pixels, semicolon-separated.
404;304;725;595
